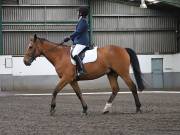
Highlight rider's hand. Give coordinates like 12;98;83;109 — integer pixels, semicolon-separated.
63;37;70;42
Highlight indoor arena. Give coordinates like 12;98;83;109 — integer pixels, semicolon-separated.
0;0;180;135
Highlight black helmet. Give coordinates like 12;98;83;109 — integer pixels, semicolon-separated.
79;6;89;17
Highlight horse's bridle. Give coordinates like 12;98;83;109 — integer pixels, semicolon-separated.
24;51;37;64
26;41;68;62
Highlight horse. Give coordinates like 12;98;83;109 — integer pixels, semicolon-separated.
23;34;145;115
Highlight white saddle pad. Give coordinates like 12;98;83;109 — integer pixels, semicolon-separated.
71;47;98;65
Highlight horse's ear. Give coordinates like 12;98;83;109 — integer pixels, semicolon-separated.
34;34;37;41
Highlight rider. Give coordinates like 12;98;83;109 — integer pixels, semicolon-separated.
63;6;89;77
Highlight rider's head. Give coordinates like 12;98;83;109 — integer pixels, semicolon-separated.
78;6;89;18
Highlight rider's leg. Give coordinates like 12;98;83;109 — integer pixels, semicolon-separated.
72;44;86;77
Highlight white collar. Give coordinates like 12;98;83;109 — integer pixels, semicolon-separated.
78;16;82;21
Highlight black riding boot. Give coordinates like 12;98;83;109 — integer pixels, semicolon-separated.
73;55;86;77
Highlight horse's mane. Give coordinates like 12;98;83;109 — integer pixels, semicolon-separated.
39;37;70;48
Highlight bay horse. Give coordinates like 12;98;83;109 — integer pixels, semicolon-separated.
23;34;145;115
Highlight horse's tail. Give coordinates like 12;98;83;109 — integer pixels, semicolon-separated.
125;48;145;91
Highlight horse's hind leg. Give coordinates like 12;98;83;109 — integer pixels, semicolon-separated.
122;74;142;113
103;72;119;114
70;81;88;115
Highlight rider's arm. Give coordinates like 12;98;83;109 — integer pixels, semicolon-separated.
70;19;88;40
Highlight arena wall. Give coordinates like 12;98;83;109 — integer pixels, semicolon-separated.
0;54;180;91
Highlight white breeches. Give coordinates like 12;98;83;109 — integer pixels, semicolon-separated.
72;44;86;58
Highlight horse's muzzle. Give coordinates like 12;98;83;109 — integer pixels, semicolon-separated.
23;57;33;66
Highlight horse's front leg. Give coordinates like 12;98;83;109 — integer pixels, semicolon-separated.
50;78;68;116
70;81;88;115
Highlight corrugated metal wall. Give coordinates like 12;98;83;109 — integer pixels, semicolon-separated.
92;0;172;16
2;0;17;4
1;0;179;55
178;17;180;52
92;0;178;54
2;0;88;55
93;17;177;30
2;6;79;22
3;31;72;55
19;0;87;5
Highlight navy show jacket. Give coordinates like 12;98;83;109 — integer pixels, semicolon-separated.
70;17;89;47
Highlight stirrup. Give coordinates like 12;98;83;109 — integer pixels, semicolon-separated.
77;70;86;77
76;71;85;80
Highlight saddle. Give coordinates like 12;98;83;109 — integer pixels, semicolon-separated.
70;46;98;65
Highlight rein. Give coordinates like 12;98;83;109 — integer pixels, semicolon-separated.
42;41;70;54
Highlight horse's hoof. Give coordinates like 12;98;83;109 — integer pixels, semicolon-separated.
102;102;112;114
102;110;109;114
81;106;88;116
81;111;88;116
138;89;143;92
136;108;142;114
82;109;88;115
50;108;56;116
138;85;145;92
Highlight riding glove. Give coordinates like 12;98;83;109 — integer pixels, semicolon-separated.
64;37;70;42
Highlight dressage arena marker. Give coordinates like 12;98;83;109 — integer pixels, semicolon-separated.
13;91;180;96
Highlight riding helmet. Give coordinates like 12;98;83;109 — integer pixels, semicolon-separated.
79;6;89;17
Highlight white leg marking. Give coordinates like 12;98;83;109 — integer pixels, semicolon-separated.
103;102;112;113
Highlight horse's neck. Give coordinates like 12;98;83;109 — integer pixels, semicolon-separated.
40;41;67;66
